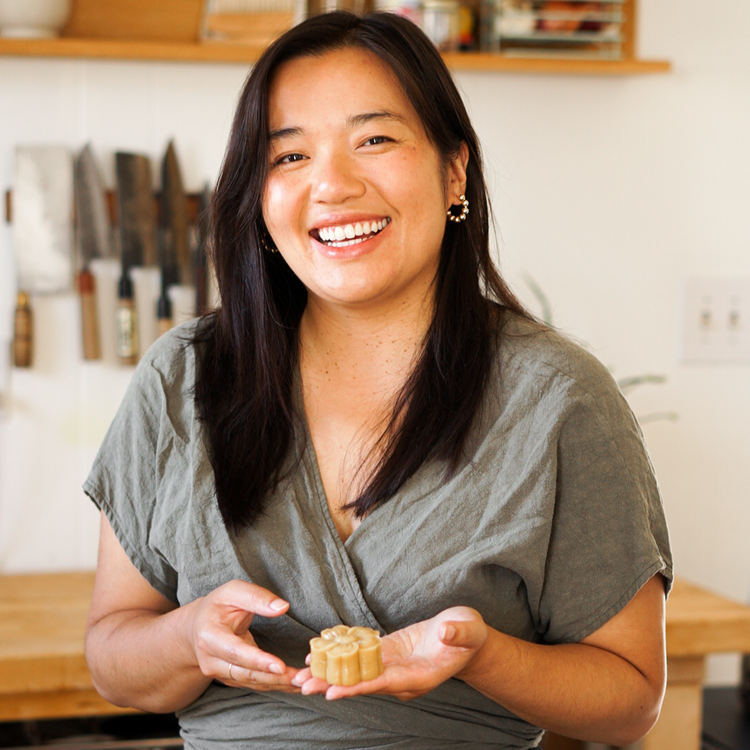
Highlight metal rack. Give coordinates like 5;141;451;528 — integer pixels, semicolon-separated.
493;0;625;60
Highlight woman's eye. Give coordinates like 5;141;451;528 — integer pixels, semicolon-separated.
363;136;392;147
274;153;306;166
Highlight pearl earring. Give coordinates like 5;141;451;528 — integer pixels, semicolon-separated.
447;194;469;223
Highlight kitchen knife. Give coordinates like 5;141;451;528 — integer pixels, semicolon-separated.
194;184;212;316
157;141;186;334
115;152;156;364
12;146;74;368
74;144;112;360
161;140;191;286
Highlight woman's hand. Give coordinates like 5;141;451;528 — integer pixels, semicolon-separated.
87;513;302;712
190;580;302;693
292;607;488;701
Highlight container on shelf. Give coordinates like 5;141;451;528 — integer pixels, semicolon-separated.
201;0;306;45
374;0;422;26
422;0;460;51
0;0;71;38
493;0;623;60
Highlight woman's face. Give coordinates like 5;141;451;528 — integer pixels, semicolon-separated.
262;47;467;314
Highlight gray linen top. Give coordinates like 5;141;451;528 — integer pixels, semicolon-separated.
84;313;672;750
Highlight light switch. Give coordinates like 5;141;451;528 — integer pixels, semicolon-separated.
678;278;750;364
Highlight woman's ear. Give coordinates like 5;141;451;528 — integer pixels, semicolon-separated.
446;142;470;207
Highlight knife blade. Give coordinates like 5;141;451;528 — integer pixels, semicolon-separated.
14;145;74;294
194;184;212;316
161;140;191;286
116;152;157;270
75;144;112;360
157;142;185;335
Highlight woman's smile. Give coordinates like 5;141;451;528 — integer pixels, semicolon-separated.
313;217;391;247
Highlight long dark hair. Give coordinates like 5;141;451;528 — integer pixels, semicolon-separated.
194;11;531;533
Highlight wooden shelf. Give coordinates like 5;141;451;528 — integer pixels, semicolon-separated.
441;52;669;75
0;0;669;75
0;36;262;65
0;36;669;74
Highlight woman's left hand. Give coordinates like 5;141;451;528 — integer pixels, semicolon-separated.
292;606;488;701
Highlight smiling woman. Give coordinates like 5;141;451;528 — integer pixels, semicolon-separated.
82;10;673;750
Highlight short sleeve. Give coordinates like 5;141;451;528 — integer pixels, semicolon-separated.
537;365;673;644
83;348;179;602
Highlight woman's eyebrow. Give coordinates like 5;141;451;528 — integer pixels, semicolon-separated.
268;111;406;142
347;111;406;128
269;126;303;143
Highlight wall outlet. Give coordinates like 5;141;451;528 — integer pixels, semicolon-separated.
679;278;750;364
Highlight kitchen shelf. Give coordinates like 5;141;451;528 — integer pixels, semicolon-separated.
442;51;668;74
0;0;669;76
0;36;669;74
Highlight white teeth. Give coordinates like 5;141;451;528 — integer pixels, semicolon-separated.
316;218;390;246
329;237;367;247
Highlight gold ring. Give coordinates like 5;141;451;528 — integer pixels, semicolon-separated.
228;663;235;681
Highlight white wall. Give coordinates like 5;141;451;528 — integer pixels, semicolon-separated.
1;0;748;685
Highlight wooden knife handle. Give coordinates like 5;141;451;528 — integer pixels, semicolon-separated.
77;269;101;360
12;291;32;368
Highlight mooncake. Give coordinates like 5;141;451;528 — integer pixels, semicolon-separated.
309;624;383;686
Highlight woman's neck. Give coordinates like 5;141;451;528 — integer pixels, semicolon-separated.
298;290;434;396
297;291;435;522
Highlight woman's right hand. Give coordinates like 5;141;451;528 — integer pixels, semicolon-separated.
86;513;301;713
189;580;302;692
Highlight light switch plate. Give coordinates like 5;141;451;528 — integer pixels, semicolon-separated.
678;278;750;364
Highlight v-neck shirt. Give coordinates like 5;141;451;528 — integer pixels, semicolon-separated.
84;313;672;750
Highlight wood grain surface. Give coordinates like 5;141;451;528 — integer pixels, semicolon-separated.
2;572;749;727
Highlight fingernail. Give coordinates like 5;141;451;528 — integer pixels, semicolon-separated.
443;624;456;641
269;599;288;611
269;663;284;675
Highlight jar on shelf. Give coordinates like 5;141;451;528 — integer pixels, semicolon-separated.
374;0;422;26
422;1;460;51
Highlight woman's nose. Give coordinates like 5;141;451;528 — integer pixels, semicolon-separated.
309;150;365;204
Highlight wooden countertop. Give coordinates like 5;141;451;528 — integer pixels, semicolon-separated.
2;572;750;722
666;577;750;656
0;571;127;720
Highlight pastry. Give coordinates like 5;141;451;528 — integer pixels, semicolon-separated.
309;625;383;686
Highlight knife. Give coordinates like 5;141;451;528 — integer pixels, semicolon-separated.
75;144;112;360
157;141;187;335
161;140;191;286
115;152;156;364
194;184;212;316
13;146;74;368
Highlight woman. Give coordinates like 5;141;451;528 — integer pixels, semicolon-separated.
84;11;672;750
